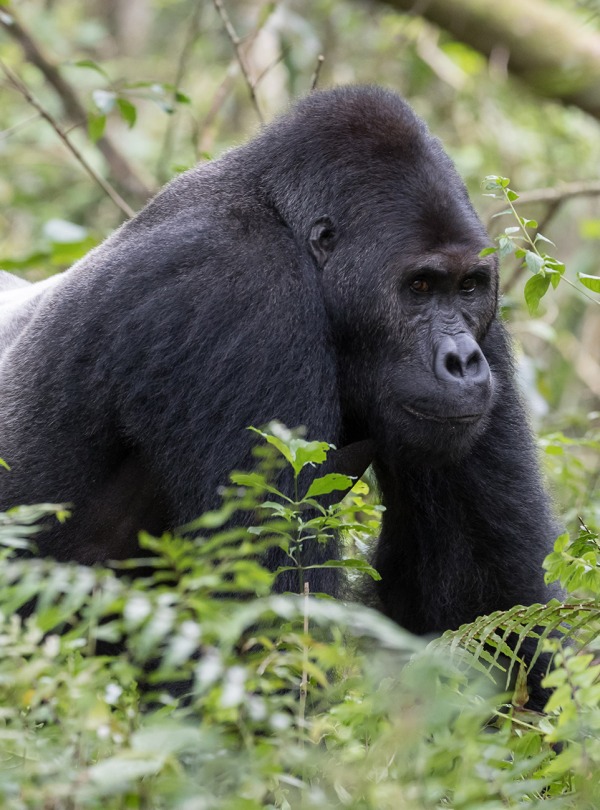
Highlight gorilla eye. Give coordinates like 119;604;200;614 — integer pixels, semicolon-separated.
410;278;430;294
460;277;477;293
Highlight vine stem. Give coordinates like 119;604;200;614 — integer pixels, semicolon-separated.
502;186;600;308
298;581;310;732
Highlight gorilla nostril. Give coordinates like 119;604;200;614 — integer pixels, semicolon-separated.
445;352;464;378
466;351;481;374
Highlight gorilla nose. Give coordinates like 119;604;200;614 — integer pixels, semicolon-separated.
434;334;490;386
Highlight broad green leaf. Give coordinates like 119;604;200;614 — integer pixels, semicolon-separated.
230;471;266;489
249;426;294;466
289;439;331;473
116;97;137;128
524;251;544;274
305;473;355;498
524;273;550;315
479;246;497;256
498;235;515;258
88;113;106;143
51;236;97;266
257;1;276;26
73;59;110;79
316;558;382;580
534;232;555;246
250;425;332;476
578;272;600;292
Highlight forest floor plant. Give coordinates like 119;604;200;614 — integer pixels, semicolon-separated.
0;424;598;808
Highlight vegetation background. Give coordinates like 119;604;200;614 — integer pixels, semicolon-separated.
0;0;599;807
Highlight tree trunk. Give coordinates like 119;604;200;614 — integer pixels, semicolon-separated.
381;0;600;120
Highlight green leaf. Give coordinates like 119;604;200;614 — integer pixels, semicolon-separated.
73;59;110;80
87;113;106;143
524;251;544;274
524;273;550;315
315;558;382;580
257;1;276;26
291;440;331;473
250;425;332;476
116;97;137;128
478;246;497;257
482;175;505;190
506;189;519;201
578;272;600;292
497;235;515;258
305;473;355;499
534;232;555;246
51;236;98;266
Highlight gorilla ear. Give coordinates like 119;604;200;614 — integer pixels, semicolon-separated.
308;216;337;268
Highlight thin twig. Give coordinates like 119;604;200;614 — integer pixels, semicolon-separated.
0;9;151;200
511;180;600;207
211;0;264;122
310;54;325;91
504;199;561;293
1;60;135;219
253;47;288;89
0;111;42;141
196;63;238;158
298;581;310;731
156;0;204;183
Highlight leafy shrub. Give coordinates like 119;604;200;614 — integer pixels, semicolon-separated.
0;425;598;808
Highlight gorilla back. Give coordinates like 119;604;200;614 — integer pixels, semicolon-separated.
0;87;559;706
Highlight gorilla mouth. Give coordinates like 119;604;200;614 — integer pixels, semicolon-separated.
402;404;482;424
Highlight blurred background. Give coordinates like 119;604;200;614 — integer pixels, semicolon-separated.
1;0;599;527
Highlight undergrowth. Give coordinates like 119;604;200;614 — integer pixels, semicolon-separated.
0;424;598;808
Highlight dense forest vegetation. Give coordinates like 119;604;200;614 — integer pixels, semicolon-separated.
0;0;599;806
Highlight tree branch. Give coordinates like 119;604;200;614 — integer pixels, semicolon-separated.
508;180;600;207
155;0;204;183
0;7;151;201
1;60;135;219
381;0;600;121
211;0;264;122
310;54;325;91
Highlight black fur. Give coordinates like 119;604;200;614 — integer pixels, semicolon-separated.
0;87;559;708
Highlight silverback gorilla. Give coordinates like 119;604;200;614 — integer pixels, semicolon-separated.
0;87;559;708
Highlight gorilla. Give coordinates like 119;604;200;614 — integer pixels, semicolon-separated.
0;86;559;707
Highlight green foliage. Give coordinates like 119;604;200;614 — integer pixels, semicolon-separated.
0;427;598;807
482;176;600;315
1;3;599;803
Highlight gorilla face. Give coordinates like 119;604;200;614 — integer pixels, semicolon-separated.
310;220;499;466
379;241;499;463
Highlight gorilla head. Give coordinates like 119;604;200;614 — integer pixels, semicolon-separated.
251;87;499;465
